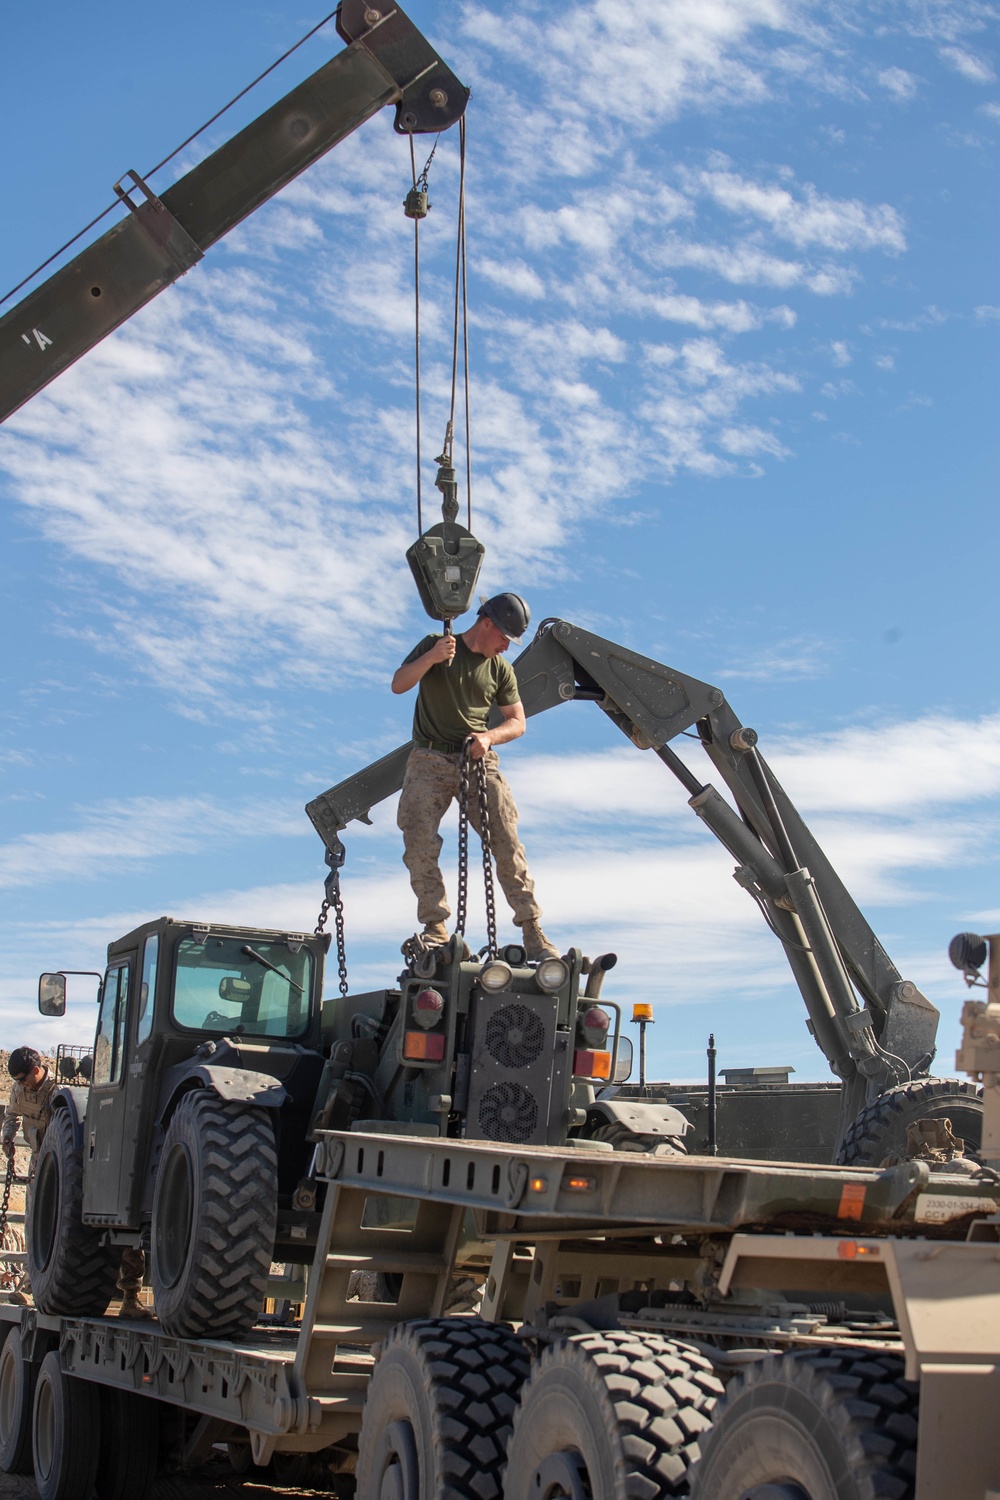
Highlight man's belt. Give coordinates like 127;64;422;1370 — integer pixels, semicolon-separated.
413;736;468;754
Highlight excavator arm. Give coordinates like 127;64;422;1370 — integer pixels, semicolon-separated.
306;618;939;1129
0;0;468;425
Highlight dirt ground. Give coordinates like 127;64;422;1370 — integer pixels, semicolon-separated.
0;1468;333;1500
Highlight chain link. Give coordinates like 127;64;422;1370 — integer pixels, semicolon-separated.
0;1154;14;1252
455;744;498;958
315;839;349;998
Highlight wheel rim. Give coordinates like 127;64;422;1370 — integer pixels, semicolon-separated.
531;1452;591;1500
154;1141;193;1289
33;1374;54;1483
0;1343;16;1445
377;1419;419;1500
32;1148;59;1273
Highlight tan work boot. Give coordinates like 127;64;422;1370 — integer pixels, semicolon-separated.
118;1288;154;1320
421;921;450;947
521;920;560;963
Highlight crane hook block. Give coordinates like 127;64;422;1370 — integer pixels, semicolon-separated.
406;521;485;623
404;188;430;220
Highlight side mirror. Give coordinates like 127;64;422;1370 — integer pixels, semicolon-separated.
39;973;67;1018
613;1035;633;1083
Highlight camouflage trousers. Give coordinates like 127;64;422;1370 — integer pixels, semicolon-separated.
397;747;540;927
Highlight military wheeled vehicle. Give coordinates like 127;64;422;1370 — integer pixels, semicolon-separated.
31;917;684;1341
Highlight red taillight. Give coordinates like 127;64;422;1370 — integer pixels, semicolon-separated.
404;1031;446;1061
413;988;445;1029
573;1048;612;1080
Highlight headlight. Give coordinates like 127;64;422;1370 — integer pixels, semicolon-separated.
535;957;569;993
479;960;513;993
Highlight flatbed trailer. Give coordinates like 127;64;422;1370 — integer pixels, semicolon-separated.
3;1132;1000;1500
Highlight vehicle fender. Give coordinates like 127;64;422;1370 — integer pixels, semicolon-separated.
159;1065;288;1125
587;1099;692;1137
50;1086;90;1147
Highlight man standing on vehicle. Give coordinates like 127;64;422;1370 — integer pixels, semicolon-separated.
2;1047;151;1319
392;593;559;963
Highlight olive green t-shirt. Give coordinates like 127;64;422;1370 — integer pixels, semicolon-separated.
403;634;520;748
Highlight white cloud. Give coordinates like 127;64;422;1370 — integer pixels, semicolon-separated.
830;340;852;365
939;46;996;84
687;164;907;253
975;304;1000;320
878;66;919;101
874;353;896;369
0;796;304;891
982;102;1000;120
477;257;546;299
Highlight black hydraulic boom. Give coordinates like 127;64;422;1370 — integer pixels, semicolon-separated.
0;0;468;425
306;618;940;1138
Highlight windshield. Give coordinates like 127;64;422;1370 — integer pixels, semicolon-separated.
172;933;313;1039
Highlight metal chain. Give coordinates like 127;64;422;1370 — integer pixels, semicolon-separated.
314;840;349;998
455;744;498;957
0;1154;14;1252
474;753;499;959
455;749;472;939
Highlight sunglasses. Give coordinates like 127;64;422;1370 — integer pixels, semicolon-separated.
11;1074;28;1084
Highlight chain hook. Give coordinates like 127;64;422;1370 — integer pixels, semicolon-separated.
315;836;349;998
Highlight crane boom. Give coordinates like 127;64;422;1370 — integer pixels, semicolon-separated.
306;617;939;1132
0;0;468;425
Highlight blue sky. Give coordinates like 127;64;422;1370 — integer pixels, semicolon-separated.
1;0;999;1084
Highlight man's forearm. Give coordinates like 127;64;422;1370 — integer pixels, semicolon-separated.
485;716;525;747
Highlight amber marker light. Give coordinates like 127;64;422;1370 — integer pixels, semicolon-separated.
403;1031;446;1061
632;1003;654;1022
529;1176;548;1193
565;1175;596;1192
573;1048;612;1079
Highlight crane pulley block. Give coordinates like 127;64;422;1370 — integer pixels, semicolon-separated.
406;521;484;622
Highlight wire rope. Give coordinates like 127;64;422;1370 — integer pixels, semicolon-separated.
410;133;424;536
1;6;340;310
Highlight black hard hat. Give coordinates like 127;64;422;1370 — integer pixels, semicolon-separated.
478;592;530;644
8;1047;41;1079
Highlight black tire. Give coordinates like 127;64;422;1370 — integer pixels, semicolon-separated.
227;1439;254;1474
588;1120;686;1155
690;1350;917;1500
32;1349;102;1500
95;1386;160;1500
0;1327;37;1474
151;1092;277;1341
505;1330;723;1498
28;1108;120;1317
356;1317;530;1500
835;1078;983;1167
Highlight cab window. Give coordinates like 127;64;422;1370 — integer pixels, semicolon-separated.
93;964;130;1086
171;933;311;1040
136;934;158;1048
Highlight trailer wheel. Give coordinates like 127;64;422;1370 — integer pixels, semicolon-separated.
0;1327;37;1474
588;1121;686;1155
32;1350;102;1500
151;1092;277;1341
690;1350;917;1500
835;1078;983;1166
28;1108;120;1318
95;1386;160;1500
505;1330;723;1499
357;1317;529;1500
